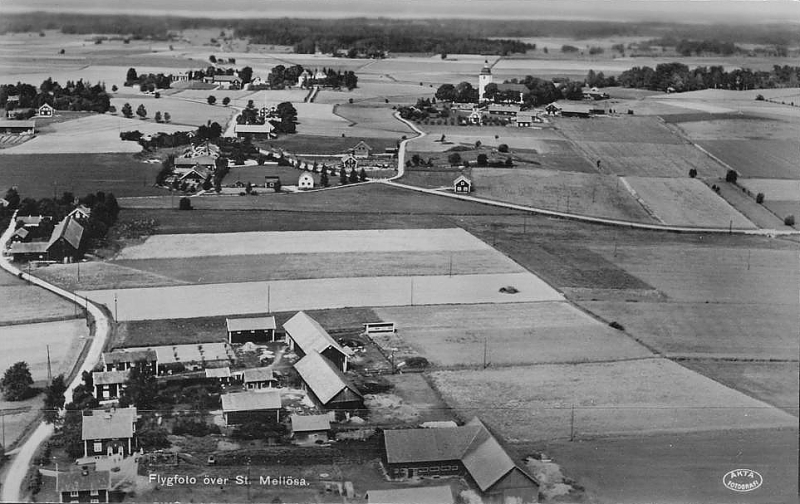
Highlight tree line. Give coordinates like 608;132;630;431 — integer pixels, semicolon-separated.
0;78;111;115
615;63;800;92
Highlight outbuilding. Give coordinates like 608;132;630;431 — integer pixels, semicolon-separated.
242;366;277;390
221;390;282;425
290;414;331;444
226;316;277;344
37;103;55;117
298;172;314;190
284;311;351;372
453;175;472;194
293;351;363;415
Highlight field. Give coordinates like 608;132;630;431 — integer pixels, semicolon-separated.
372;302;652;367
114;228;493;259
0;153;166;199
314;79;433;105
119;182;527;216
258;134;400;156
696;139;800;179
109;95;235;127
32;261;188;292
470;168;656;222
578;301;799;359
0;272;83;325
430;358;797;442
333;104;415;136
711;181;792;230
0;114;192;154
556;116;727;178
409;124;566;153
738;179;800;201
0;319;88;382
79;271;561;321
680;361;799;416
623;176;756;228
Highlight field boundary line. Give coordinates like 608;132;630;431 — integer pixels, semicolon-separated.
380;180;800;236
618;177;665;224
0;212;113;503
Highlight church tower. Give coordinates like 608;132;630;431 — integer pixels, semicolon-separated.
478;60;493;102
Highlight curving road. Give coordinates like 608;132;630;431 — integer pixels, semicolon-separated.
0;213;112;503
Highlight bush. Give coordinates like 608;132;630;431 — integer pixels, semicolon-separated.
498;144;509;153
756;192;765;204
179;197;192;210
173;418;220;437
688;168;697;178
725;169;738;183
785;215;795;226
755;94;765;101
609;321;625;331
404;356;429;369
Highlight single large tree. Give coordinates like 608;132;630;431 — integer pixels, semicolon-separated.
43;374;67;424
136;104;147;119
121;102;133;118
119;363;158;411
207;95;217;105
126;67;138;83
1;361;34;401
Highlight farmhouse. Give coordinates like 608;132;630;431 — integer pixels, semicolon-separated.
67;205;92;221
221;390;282;425
383;418;540;503
453;175;472;193
242;366;277;389
297;172;315;190
0;119;35;134
56;468;111;504
341;153;358;172
351;140;373;158
81;407;138;459
293;351;364;414
513;113;541;127
102;349;157;374
37;103;55;117
486;104;520;118
209;74;242;90
234;122;274;138
290;414;331;445
226;316;277;344
284;311;351;372
174;155;216;171
92;370;130;401
365;485;455;504
171;71;190;83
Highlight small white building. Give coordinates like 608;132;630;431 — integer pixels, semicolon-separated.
454;175;472;193
298;172;314;190
37;103;55;117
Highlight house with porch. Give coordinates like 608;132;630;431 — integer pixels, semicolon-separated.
383;417;540;503
283;311;351;372
102;349;158;374
81;407;138;459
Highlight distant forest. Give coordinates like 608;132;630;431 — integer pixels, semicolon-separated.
2;13;798;54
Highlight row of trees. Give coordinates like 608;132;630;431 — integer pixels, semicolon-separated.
266;64;358;90
0;78;110;113
616;63;800;92
124;68;171;90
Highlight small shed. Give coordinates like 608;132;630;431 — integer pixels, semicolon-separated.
242;366;277;390
226;316;276;344
290;414;331;444
205;367;232;383
453;175;472;194
264;176;281;191
298;172;314;190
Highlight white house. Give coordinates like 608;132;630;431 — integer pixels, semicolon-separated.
298;172;314;190
453;175;472;193
37;103;55;117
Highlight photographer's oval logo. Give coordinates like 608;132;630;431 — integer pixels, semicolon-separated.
723;469;763;492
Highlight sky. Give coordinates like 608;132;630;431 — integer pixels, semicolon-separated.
1;0;799;24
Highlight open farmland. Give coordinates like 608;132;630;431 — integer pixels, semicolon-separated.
556;116;726;178
738;179;800;201
0;153;166;199
109;96;235;127
373;302;652;367
710;181;792;230
409;124;565;153
0;319;88;382
591;244;799;304
696;139;800;179
623;177;756;228
431;358;797;442
258;134;400;156
79;271;562;321
32;261;187;292
0;114;192;154
115;228;493;259
680;361;799;416
314;79;433;105
470;168;656;222
0;273;83;325
333;104;415;136
578;301;798;359
110;249;523;287
119;183;527;216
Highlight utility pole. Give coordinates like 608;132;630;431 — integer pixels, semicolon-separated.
570;404;575;441
46;345;52;384
410;278;414;306
747;249;751;271
267;284;271;313
448;253;453;277
114;292;118;320
483;337;488;369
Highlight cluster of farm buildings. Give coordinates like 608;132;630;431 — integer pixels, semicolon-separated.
4;207;90;263
55;310;541;503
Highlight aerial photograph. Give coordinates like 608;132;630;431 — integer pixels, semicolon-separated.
0;0;797;503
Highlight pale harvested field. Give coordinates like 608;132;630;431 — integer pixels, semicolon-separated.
676;118;800;141
579;301;798;359
294;103;404;139
410;124;564;153
764;200;800;225
557;116;682;144
33;261;187;292
314;79;432;105
0;114;192;155
115;228;491;260
593;245;799;305
111;249;523;286
738;179;800;201
79;272;562;321
471;168;656;223
623;177;756;228
712;181;793;230
0;277;82;325
373;302;652;367
649;99;735;114
431;358;797;442
109;96;235;127
697;139;800;179
334;105;415;135
0;319;88;381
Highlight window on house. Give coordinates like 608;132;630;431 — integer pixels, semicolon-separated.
429;466;439;472
93;441;102;452
90;489;99;496
70;491;79;497
418;467;428;473
91;499;99;504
